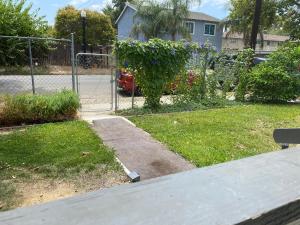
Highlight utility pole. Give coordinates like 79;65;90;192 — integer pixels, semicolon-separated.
250;0;263;50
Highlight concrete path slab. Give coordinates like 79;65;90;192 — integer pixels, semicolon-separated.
92;117;195;180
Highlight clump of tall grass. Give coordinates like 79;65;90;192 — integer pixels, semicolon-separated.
0;90;80;126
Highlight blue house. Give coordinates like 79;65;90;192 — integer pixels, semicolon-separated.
116;2;223;51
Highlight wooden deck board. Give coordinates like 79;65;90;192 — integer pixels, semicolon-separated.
1;147;300;225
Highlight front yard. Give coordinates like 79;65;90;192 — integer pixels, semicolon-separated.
0;121;126;211
130;104;300;167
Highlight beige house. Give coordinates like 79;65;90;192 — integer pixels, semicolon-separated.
222;32;289;52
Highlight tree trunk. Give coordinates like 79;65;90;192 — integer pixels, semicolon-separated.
250;0;263;50
171;33;176;41
259;30;264;49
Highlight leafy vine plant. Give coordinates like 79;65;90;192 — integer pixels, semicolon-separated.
114;38;198;109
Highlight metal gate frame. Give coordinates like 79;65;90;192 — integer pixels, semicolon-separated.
0;34;76;94
75;52;116;112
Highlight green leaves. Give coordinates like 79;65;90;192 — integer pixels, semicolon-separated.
248;42;300;102
249;64;298;102
227;0;278;47
115;38;197;109
54;6;115;46
0;0;48;66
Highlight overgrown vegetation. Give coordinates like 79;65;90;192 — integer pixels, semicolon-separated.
130;104;300;167
174;42;217;103
118;98;239;116
0;0;48;66
115;38;197;109
0;90;80;126
248;43;300;102
210;43;300;103
0;121;123;211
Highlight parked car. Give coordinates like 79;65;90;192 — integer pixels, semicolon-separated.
253;57;268;65
117;69;196;95
117;69;140;95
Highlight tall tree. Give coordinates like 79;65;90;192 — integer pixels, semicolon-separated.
277;0;300;40
227;0;277;48
250;0;263;49
131;0;168;40
54;6;115;45
130;0;201;41
165;0;201;41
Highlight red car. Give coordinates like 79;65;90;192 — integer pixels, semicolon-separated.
117;70;139;94
117;69;196;95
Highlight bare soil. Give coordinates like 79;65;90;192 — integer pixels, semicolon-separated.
13;170;128;208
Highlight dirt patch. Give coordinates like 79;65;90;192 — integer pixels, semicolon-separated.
12;170;128;209
18;180;77;207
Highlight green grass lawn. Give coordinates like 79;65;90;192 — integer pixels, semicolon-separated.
0;121;123;211
130;104;300;167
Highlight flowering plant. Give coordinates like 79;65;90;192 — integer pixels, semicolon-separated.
114;39;197;108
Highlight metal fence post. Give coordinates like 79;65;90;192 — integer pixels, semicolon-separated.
71;33;76;92
132;76;135;109
28;39;35;94
115;55;119;112
75;54;79;94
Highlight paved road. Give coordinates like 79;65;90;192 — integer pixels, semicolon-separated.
0;75;137;111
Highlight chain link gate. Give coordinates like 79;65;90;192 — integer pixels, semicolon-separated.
75;53;116;112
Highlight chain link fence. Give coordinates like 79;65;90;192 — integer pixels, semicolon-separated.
0;35;77;95
0;34;143;112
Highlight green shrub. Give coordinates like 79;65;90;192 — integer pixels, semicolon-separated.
234;49;255;101
173;69;204;104
214;52;235;98
0;90;80;126
267;42;300;73
249;65;299;102
247;42;300;103
115;39;197;109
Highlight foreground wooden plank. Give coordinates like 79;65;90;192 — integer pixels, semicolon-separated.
1;147;300;225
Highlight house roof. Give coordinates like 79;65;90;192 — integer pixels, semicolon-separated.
116;2;220;24
223;32;290;42
187;11;220;23
115;2;137;24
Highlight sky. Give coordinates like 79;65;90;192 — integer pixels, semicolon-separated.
30;0;230;25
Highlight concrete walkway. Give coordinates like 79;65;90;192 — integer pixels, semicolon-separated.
92;117;195;180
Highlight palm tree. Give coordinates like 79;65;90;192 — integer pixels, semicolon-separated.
131;0;168;40
165;0;201;41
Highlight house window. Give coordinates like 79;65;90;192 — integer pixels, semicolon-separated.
204;24;215;36
185;21;195;35
267;41;271;46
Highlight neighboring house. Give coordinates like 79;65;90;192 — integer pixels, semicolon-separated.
116;2;223;51
222;32;289;52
